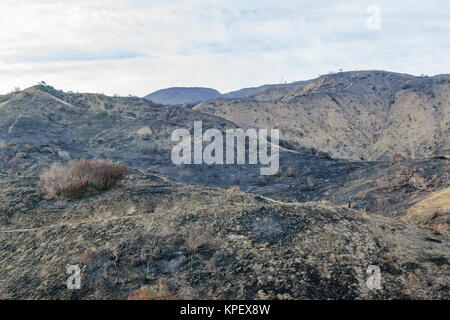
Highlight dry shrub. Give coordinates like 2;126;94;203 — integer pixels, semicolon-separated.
80;247;97;265
432;223;449;235
227;185;240;193
283;166;297;178
37;163;71;197
408;172;430;191
127;283;177;300
61;181;88;198
184;227;216;258
38;158;128;198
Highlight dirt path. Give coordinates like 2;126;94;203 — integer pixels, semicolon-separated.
0;190;301;234
0;212;154;234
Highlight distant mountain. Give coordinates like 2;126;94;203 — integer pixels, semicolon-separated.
143;81;310;105
144;87;221;105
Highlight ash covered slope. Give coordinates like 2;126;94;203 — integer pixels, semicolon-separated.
0;85;448;223
0;172;448;299
0;85;238;176
194;71;450;161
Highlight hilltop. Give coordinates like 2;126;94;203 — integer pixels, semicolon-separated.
144;87;221;105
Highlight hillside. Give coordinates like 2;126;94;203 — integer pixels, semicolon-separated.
194;71;450;161
1;85;447;219
0;171;448;299
0;82;448;299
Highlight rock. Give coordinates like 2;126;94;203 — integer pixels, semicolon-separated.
16;152;27;159
57;150;70;161
22;144;38;152
166;255;188;271
39;147;53;154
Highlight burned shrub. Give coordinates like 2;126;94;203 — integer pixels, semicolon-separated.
38;158;128;198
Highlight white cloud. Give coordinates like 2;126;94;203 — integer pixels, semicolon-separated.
0;0;448;96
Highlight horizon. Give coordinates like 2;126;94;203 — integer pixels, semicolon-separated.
6;69;449;97
0;1;449;96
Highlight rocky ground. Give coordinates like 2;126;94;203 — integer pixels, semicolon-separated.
0;171;448;299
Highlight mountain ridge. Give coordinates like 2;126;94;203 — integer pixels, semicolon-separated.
194;70;450;161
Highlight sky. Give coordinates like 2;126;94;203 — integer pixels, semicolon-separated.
0;0;449;96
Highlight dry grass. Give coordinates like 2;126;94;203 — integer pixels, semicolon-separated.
80;247;97;265
432;223;450;235
401;187;450;229
127;283;178;300
184;230;215;257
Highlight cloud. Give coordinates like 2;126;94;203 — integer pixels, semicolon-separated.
0;0;448;96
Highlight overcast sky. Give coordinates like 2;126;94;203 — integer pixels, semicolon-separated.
0;0;448;96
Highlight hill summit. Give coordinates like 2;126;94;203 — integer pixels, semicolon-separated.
144;87;221;105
